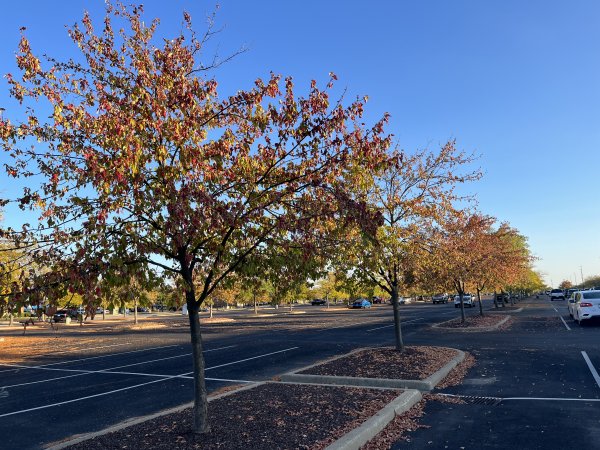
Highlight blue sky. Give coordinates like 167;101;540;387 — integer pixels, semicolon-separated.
1;1;599;287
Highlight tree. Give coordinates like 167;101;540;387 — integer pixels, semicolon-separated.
430;213;496;322
558;280;573;290
340;144;480;349
471;222;531;313
0;4;390;433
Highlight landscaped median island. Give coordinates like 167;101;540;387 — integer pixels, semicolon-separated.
49;345;472;450
282;346;465;391
55;383;412;450
432;314;512;331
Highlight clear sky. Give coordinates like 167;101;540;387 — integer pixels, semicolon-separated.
1;1;599;287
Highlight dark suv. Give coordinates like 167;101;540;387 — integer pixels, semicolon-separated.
53;309;78;322
495;293;509;304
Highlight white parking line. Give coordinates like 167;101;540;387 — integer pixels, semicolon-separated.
203;347;299;372
581;351;600;389
503;397;600;402
0;374;184;418
559;317;571;331
553;307;558;312
0;344;183;374
0;347;299;418
366;318;424;332
0;345;236;389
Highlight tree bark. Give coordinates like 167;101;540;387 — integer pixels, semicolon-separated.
391;285;404;352
134;297;138;325
459;292;466;323
253;293;258;315
477;288;484;316
186;288;210;434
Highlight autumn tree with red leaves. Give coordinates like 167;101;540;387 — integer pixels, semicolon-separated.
0;4;391;433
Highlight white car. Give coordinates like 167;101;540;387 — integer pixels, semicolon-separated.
569;290;600;325
550;289;565;301
398;297;411;305
454;294;474;308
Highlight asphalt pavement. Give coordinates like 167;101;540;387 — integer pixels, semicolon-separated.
1;296;599;449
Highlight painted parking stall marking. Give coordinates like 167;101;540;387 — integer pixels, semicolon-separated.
581;351;600;389
0;346;298;418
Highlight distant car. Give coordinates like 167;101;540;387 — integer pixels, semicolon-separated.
565;289;578;301
495;293;509;304
53;309;77;322
311;299;326;306
351;299;371;309
570;290;600;324
432;294;448;304
397;297;411;305
371;297;384;304
550;289;565;301
454;294;474;308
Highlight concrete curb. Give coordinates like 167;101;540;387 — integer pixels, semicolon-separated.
431;315;511;332
45;382;264;449
325;389;422;450
280;348;465;392
486;307;523;314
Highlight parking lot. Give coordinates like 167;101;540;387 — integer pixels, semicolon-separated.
1;297;600;449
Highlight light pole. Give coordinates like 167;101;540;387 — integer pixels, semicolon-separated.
580;266;584;286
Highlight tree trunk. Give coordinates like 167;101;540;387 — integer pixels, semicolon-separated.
134;297;138;325
493;290;499;309
391;285;404;352
186;289;210;434
326;293;329;309
459;292;466;323
9;313;13;327
477;288;484;317
253;294;258;315
209;304;213;319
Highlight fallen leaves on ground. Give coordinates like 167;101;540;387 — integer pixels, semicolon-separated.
301;346;458;380
437;315;511;329
65;383;402;450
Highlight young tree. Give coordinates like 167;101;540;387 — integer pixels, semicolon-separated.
430;213;495;322
340;145;480;349
0;4;390;433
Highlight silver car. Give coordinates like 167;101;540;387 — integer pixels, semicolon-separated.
454;294;474;308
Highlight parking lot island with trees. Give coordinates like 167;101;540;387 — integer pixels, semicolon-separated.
1;3;598;450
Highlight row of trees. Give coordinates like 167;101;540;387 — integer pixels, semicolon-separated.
0;3;542;435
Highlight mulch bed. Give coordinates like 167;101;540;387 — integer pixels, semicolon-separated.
66;383;401;450
299;346;458;380
436;315;510;329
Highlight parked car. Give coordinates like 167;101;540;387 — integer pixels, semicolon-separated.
454;294;474;308
565;289;578;301
495;293;509;304
53;309;78;322
432;293;448;304
311;299;326;306
569;290;600;324
371;296;384;304
550;289;565;301
397;297;411;305
351;299;371;309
